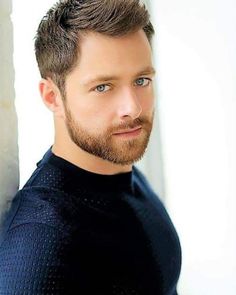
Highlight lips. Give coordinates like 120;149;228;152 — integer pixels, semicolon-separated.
113;126;142;135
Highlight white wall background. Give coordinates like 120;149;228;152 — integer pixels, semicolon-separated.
12;0;55;189
150;0;236;294
0;0;19;223
9;0;236;294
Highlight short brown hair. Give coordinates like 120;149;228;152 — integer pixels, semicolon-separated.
34;0;155;96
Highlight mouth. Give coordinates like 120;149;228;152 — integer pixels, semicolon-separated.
113;126;142;137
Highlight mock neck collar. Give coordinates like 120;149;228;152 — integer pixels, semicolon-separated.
38;147;134;194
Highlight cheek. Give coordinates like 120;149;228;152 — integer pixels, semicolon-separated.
140;90;155;113
74;103;111;133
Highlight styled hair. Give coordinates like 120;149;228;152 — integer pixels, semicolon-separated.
34;0;155;96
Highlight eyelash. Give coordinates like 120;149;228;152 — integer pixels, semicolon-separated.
94;84;111;93
134;77;152;87
93;77;152;93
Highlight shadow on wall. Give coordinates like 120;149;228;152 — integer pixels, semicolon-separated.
0;0;19;225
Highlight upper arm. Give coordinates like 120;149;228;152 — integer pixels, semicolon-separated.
0;222;68;294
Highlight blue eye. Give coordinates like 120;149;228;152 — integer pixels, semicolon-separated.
135;78;151;87
94;84;110;93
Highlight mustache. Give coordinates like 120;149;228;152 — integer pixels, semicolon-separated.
110;117;151;134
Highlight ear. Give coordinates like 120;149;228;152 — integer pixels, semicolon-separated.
39;78;65;118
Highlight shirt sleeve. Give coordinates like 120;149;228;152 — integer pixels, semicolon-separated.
0;222;71;294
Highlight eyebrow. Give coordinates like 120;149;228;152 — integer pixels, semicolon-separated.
83;66;156;87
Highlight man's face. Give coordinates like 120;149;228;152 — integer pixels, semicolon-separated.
62;30;156;165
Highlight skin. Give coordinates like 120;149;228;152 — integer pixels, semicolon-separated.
39;29;156;175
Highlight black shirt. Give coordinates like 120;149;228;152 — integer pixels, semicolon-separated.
0;148;182;294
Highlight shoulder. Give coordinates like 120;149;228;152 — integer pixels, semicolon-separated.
0;188;81;291
132;166;156;196
0;220;72;293
0;186;83;241
132;166;167;208
133;165;149;185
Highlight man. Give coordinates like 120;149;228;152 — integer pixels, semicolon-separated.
0;0;182;294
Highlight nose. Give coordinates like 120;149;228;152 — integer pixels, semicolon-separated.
117;87;142;120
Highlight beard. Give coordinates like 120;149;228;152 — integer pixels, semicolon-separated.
63;103;154;165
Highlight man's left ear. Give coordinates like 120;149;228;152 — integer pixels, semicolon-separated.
39;78;65;118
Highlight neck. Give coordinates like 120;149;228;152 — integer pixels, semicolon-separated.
52;140;132;176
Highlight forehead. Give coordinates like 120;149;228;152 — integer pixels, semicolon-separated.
68;30;153;83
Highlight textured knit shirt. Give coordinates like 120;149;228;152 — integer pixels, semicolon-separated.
0;148;182;295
